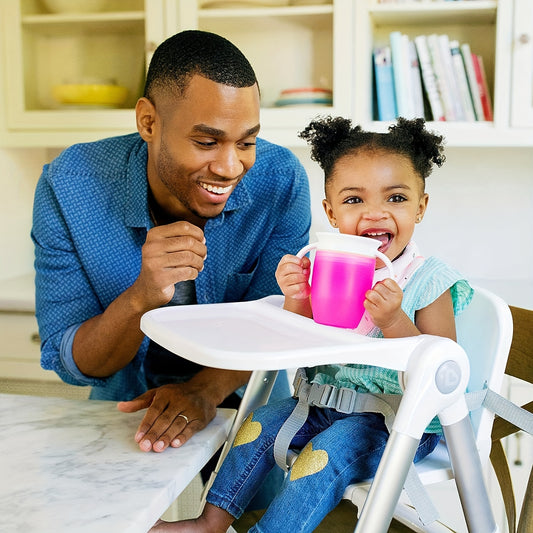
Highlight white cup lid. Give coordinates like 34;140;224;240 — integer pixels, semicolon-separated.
315;232;380;257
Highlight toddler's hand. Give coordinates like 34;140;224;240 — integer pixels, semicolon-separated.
364;278;404;331
275;254;311;300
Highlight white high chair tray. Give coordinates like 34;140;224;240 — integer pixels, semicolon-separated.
140;295;424;372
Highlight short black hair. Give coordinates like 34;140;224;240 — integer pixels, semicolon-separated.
144;30;258;101
299;116;445;186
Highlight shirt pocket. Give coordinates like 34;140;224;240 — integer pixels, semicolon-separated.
224;260;259;302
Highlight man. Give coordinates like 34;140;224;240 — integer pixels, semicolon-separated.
32;29;310;460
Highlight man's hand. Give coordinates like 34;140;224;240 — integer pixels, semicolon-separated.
117;382;218;452
116;369;250;452
131;221;207;311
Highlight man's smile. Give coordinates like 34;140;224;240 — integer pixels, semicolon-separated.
199;181;233;195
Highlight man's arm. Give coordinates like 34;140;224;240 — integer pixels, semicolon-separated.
73;222;207;377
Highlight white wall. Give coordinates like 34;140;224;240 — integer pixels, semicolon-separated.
0;147;46;280
292;145;533;309
0;144;531;308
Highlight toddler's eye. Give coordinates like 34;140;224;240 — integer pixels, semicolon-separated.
389;194;407;203
344;197;362;204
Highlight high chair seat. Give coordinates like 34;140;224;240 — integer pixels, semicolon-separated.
140;287;514;533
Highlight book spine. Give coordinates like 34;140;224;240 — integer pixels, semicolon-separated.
460;42;484;121
390;31;413;118
450;39;476;121
408;39;425;118
414;35;445;121
475;54;494;121
427;34;455;121
437;34;466;121
373;46;397;121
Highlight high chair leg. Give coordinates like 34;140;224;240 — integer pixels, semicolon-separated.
354;431;419;532
443;416;498;533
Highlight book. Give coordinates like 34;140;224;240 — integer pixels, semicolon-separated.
449;39;476;121
414;35;445;121
408;39;425;118
373;46;397;121
460;42;484;121
389;31;413;118
472;53;493;121
427;34;455;121
437;34;466;121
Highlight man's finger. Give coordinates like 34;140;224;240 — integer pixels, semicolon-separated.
116;389;155;413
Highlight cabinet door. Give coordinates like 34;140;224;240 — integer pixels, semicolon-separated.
166;0;354;146
511;0;533;127
1;0;165;146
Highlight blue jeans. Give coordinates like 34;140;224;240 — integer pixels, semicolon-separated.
207;397;441;533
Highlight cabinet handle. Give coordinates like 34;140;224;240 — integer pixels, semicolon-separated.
518;33;530;45
30;332;41;345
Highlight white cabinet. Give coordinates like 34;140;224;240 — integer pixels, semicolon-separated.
0;309;90;398
0;273;88;398
511;0;533;127
0;0;532;147
0;0;165;146
167;0;354;146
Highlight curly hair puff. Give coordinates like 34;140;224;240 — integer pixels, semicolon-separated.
298;116;445;187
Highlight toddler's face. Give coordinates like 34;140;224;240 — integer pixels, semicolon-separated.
322;150;428;265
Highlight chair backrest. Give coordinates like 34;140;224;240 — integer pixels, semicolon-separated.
491;305;533;533
455;286;514;460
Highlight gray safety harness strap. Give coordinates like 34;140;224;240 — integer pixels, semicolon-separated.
466;387;533;435
273;369;533;527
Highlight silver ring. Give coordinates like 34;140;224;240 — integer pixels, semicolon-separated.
178;413;189;424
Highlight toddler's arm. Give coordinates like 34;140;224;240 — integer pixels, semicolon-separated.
365;279;456;341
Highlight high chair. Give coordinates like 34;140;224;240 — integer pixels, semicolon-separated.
140;286;515;532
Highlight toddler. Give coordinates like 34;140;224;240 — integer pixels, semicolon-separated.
150;116;473;532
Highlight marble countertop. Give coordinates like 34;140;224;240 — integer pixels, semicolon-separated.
0;394;234;533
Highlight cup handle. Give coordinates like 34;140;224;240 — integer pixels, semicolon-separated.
296;242;317;259
376;251;395;279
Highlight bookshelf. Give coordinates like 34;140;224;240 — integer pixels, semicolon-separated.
0;0;531;147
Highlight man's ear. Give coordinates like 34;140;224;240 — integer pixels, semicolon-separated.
136;97;156;141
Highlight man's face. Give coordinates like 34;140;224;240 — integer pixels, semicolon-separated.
139;75;261;225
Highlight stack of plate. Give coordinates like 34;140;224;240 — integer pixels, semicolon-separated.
274;87;333;107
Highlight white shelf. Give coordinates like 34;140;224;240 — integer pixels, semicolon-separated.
369;1;498;26
0;0;532;147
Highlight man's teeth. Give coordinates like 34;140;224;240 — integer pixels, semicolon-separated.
201;183;232;195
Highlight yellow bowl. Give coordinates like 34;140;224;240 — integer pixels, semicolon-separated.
52;84;128;107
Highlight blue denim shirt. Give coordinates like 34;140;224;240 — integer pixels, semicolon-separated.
32;133;311;400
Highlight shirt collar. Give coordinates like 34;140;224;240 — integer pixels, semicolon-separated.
124;137;151;229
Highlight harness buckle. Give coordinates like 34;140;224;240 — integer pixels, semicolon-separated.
292;368;306;395
336;387;358;413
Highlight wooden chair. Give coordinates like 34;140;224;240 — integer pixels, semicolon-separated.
489;306;533;533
